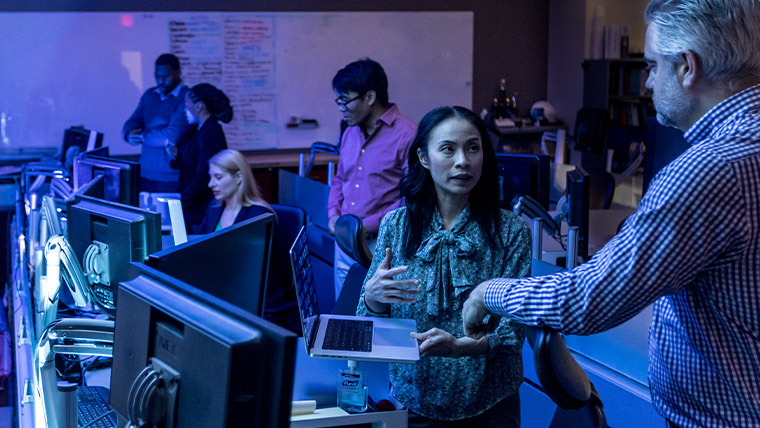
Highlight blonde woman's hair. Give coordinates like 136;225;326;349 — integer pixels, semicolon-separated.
209;149;272;211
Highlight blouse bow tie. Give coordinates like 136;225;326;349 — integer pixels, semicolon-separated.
415;229;477;315
415;230;476;262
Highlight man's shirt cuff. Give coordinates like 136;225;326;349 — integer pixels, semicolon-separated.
484;278;516;315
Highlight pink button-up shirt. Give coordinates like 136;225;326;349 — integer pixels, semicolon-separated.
327;104;416;234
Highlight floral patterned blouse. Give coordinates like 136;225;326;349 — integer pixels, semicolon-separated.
357;204;532;420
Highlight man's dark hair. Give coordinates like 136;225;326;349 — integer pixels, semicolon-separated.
399;106;502;258
155;53;181;71
332;58;389;107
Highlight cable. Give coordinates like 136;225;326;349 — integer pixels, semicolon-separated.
83;243;101;284
81;241;116;315
51;177;73;201
127;365;158;426
41;195;62;236
138;374;160;425
81;410;116;428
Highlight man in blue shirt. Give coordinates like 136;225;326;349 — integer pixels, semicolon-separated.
463;1;760;427
122;53;191;193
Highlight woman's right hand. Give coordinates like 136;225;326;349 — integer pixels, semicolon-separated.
363;248;421;314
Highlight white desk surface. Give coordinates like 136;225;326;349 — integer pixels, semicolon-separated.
291;406;407;428
291;337;407;427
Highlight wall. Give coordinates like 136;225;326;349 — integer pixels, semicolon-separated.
547;0;649;130
0;1;550;145
586;0;649;56
547;0;586;131
0;12;473;153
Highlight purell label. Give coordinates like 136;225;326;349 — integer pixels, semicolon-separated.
341;378;360;388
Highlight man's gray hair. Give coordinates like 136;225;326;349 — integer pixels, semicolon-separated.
645;0;760;90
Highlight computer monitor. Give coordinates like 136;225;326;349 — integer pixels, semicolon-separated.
73;154;140;206
146;213;275;317
566;166;590;261
111;263;296;427
69;173;106;203
58;126;104;167
66;195;162;316
82;145;109;158
496;153;550;209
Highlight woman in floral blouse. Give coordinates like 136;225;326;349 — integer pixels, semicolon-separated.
357;106;532;427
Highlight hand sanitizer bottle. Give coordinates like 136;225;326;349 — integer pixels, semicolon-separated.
337;360;367;412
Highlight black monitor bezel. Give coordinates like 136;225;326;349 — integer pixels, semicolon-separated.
146;213;275;318
66;194;162;316
58;126;104;164
111;262;296;427
73;154;140;206
72;194;162;256
566;166;590;261
495;153;551;209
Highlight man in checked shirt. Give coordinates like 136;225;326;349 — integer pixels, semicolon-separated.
327;59;416;300
463;1;760;427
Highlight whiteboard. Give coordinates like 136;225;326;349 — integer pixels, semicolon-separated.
0;12;473;154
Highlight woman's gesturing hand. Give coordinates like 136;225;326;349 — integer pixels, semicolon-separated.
363;248;421;313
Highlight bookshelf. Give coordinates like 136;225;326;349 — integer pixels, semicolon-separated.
582;58;653;171
583;59;653;126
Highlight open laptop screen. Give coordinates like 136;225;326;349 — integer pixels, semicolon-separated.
289;226;321;348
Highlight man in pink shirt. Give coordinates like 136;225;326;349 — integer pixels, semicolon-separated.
328;59;417;299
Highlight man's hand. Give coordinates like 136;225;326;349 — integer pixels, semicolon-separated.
411;328;488;358
328;215;339;234
463;280;501;339
363;248;420;314
127;129;144;145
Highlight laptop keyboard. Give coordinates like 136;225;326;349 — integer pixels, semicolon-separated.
78;385;117;428
322;319;373;352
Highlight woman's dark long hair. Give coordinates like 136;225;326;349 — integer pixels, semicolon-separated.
189;83;234;123
399;106;503;258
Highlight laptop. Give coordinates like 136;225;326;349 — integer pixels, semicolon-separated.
289;226;420;363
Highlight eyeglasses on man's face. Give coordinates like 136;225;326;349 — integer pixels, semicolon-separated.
334;93;364;110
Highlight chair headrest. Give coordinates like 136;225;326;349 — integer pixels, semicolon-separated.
334;214;373;268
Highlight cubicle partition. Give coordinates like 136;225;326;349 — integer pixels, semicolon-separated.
278;169;330;230
277;169;337;313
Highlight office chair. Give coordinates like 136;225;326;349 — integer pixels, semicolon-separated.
526;325;608;428
621;141;645;175
302;142;339;178
333;214;373;268
586;169;616;210
573;108;608;154
331;214;373;316
302;120;348;178
265;203;307;333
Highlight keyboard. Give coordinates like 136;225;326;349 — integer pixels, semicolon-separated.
322;319;373;352
78;385;117;428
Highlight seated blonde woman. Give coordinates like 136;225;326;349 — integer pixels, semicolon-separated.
194;149;273;234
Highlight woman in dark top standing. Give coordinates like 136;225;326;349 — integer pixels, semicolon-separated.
194;149;273;234
172;83;232;231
